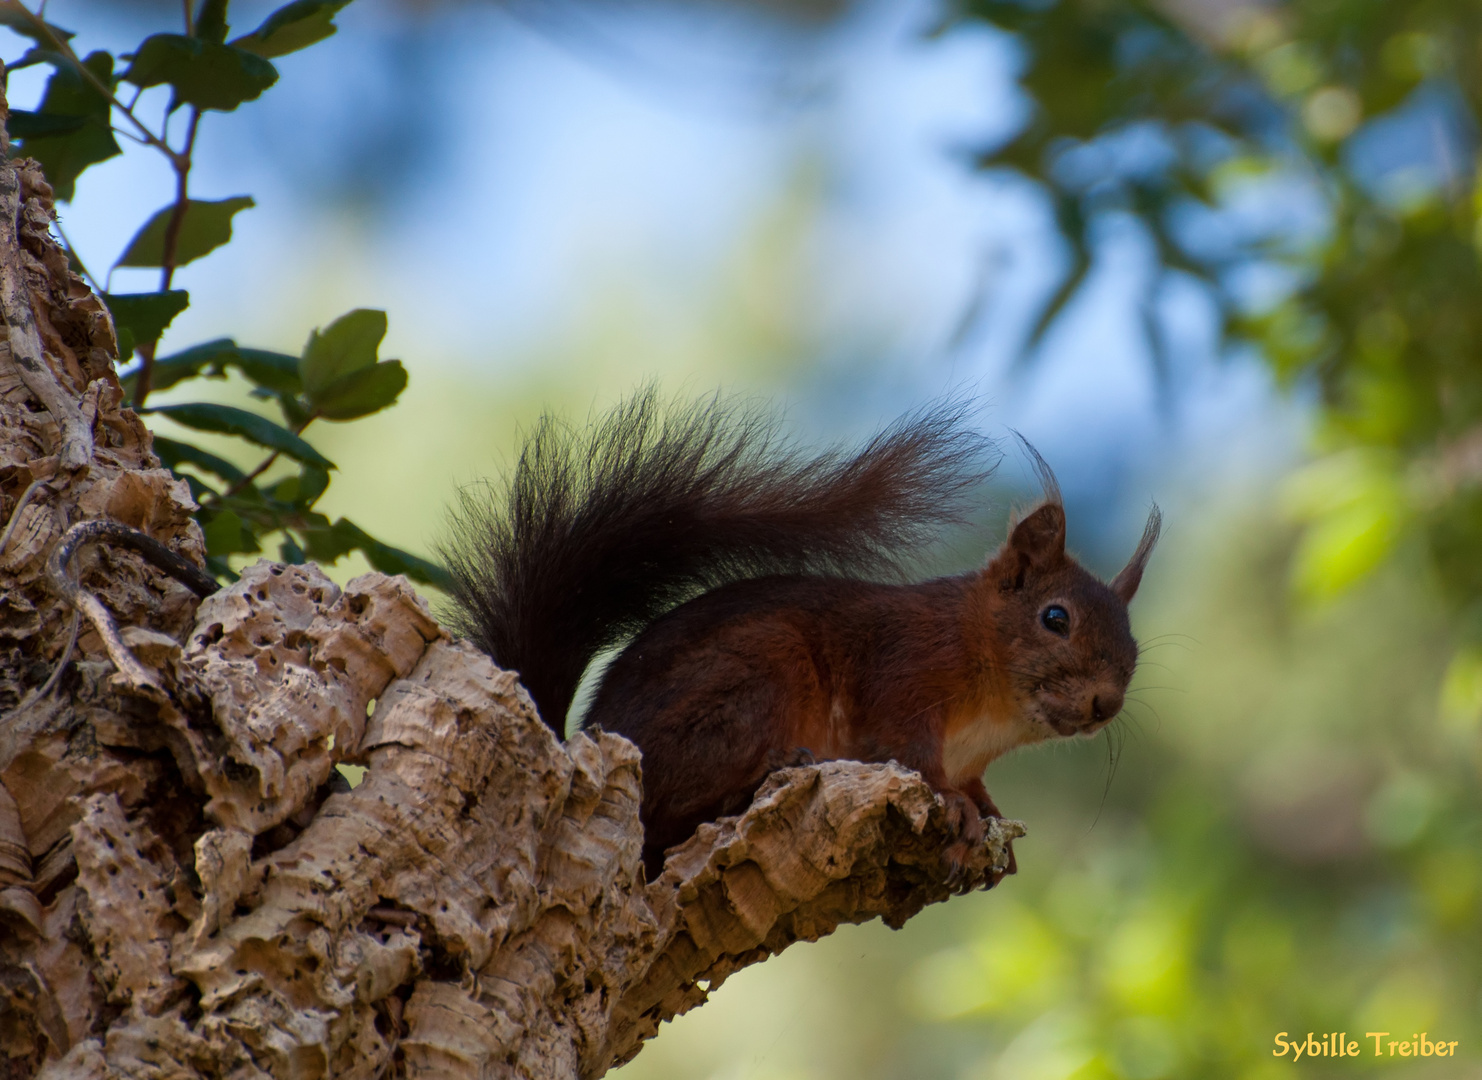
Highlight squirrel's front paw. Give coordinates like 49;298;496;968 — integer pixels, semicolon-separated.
940;791;986;892
941;790;985;846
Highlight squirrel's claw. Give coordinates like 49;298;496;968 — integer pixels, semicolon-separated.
940;790;990;893
942;841;974;893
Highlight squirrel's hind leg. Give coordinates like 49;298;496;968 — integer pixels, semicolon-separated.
632;675;810;880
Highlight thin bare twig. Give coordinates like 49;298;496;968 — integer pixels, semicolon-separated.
159;108;200;294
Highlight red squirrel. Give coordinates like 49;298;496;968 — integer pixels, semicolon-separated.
444;389;1159;882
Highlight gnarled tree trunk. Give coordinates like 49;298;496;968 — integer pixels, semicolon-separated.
0;151;1018;1078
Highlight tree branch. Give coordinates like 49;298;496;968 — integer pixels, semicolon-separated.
0;147;1018;1080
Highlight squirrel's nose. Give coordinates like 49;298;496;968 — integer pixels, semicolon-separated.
1090;691;1123;724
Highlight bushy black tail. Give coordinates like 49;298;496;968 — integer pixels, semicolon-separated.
441;387;995;734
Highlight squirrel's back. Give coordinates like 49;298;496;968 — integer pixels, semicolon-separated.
441;388;995;733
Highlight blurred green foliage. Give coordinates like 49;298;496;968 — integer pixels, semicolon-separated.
896;508;1482;1078
951;0;1482;655
0;0;449;588
9;0;1479;1074
623;3;1482;1077
618;499;1482;1079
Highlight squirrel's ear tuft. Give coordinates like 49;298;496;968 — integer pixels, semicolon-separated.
994;501;1066;588
1111;505;1162;604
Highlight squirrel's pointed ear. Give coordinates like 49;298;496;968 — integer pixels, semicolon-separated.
992;501;1066;589
1111;506;1162;604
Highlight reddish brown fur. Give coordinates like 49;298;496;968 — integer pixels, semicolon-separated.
446;391;1160;883
589;500;1159;879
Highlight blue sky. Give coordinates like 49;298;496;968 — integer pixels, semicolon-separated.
8;0;1296;559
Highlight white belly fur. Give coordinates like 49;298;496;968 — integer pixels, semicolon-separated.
942;715;1023;784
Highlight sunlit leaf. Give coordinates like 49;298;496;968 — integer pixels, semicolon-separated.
1439;646;1482;734
1285;462;1408;604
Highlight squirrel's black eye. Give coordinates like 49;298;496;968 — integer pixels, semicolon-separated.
1040;604;1070;636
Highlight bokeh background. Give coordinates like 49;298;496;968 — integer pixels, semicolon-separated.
10;0;1482;1075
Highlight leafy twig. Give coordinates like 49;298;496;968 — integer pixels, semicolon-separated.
0;1;182;168
132;106;202;408
214;450;280;502
207;405;323;504
159;108;200;292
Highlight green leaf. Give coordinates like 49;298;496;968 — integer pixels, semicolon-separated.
102;291;190;353
194;0;230;44
267;464;328;507
122;35;277;111
5;111;86;138
116;196;255;269
296;464;330;505
299;308;386;398
276;391;313;431
359;538;453;591
298;520;356;562
149;337;301;395
232;347;303;394
232;0;353;59
146;402;335;469
300;518;452;589
311;360;406;420
0;10;74;45
151;434;247;485
147;337;235;392
19;51;120;202
202;508;259;556
4;48;67;72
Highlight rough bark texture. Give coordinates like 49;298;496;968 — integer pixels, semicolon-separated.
0;154;1019;1078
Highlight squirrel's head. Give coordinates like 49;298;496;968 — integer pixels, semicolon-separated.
980;497;1161;739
